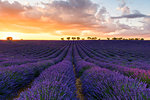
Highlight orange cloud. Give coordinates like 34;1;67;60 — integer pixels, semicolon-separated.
0;0;117;36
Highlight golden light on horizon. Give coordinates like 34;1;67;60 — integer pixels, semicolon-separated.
0;32;21;40
0;32;66;40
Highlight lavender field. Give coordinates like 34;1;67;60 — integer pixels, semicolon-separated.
0;40;150;100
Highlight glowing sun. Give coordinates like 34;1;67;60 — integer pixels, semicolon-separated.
0;32;21;40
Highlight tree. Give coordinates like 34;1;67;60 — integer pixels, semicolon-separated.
87;37;91;40
118;37;123;40
123;38;127;40
92;37;97;40
82;38;85;40
72;37;76;40
61;38;64;40
129;38;134;40
67;37;70;40
7;37;13;41
112;37;117;40
107;38;110;40
77;37;80;40
141;38;144;40
94;37;97;40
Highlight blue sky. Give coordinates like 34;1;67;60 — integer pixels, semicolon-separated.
94;0;150;16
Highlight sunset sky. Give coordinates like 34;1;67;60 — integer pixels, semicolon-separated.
0;0;150;40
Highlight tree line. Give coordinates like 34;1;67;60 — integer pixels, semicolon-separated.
61;37;144;40
107;37;144;40
61;37;101;40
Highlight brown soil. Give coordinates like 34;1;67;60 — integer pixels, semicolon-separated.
73;65;84;100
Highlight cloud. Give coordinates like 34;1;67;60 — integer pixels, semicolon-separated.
117;0;130;15
0;0;150;39
41;0;99;26
114;1;150;19
0;0;119;36
105;17;150;39
142;17;150;31
0;0;31;16
111;12;150;19
116;21;131;29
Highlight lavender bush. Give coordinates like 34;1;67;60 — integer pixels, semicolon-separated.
16;47;77;100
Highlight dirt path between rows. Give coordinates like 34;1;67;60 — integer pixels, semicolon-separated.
73;65;84;100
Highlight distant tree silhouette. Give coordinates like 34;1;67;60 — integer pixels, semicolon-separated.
61;38;64;40
123;38;128;40
112;37;117;40
109;37;144;41
87;37;91;40
92;37;97;40
82;38;85;40
129;38;134;40
107;38;110;40
7;37;13;41
98;38;101;40
77;37;80;40
67;37;70;40
135;38;140;40
72;37;76;40
118;37;123;40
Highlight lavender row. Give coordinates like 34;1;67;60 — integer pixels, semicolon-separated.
81;67;150;99
79;42;150;71
79;42;150;70
79;41;150;71
83;54;150;85
0;41;69;66
76;43;150;84
73;46;150;99
16;45;77;100
0;43;68;67
16;61;77;100
82;41;150;67
0;45;69;99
